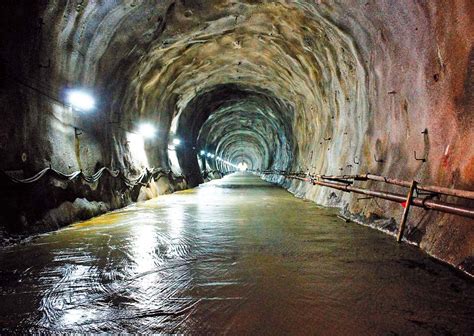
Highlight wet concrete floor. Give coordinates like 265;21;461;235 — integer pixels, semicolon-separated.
0;173;473;334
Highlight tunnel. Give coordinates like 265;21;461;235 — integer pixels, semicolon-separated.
0;1;473;333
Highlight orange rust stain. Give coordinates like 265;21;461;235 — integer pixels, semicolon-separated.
462;156;474;184
441;154;451;169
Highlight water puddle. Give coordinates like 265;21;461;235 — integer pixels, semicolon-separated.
0;173;472;334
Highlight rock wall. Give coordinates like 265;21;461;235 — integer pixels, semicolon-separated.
0;1;472;273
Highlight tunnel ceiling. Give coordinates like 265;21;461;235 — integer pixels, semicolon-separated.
22;0;471;187
34;0;370;180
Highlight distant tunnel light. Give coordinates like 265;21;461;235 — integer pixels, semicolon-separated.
66;90;95;111
237;162;248;171
138;123;156;139
172;138;181;146
200;150;206;155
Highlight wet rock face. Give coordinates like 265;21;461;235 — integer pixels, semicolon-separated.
0;2;472;271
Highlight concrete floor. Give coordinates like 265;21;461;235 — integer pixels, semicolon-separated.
0;173;473;334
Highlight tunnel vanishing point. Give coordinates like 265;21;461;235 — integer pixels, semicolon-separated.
0;0;474;294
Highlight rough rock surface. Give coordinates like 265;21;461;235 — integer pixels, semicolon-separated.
0;1;472;274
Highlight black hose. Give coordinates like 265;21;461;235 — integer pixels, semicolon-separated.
0;166;181;190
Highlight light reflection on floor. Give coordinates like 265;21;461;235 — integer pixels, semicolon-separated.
0;173;473;334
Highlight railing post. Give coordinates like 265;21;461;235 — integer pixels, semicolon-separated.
397;180;417;243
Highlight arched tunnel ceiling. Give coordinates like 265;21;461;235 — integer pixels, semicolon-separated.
118;0;366;178
39;0;368;181
6;0;472;183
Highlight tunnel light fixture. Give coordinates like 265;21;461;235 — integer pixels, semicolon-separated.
66;89;95;112
237;162;248;171
200;150;206;156
172;138;181;146
207;153;212;158
137;123;156;139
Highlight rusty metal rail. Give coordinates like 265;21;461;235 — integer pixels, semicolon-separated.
316;173;474;200
261;171;474;220
312;178;474;219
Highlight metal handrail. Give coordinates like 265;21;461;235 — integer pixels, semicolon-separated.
260;170;474;219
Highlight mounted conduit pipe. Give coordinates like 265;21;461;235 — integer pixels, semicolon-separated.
313;179;474;218
262;172;474;219
316;174;474;200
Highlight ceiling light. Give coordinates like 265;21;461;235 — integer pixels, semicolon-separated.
66;89;95;111
137;123;156;138
172;138;181;146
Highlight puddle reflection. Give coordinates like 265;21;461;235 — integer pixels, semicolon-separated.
0;173;472;334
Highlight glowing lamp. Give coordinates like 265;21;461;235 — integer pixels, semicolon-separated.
66;89;95;111
138;123;156;139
